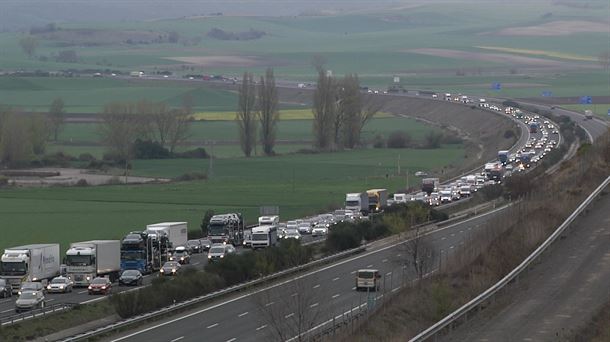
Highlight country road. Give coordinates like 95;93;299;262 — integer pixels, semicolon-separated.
441;185;610;342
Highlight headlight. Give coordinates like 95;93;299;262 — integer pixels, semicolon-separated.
59;285;64;289
171;269;176;273
180;257;184;261
88;286;92;290
160;269;164;273
86;276;91;281
32;277;38;281
47;285;52;290
101;286;106;290
18;291;22;295
220;254;224;258
208;255;212;259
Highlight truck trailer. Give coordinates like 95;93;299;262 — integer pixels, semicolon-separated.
498;150;509;164
421;178;440;195
250;226;278;249
0;244;60;293
345;192;369;215
120;231;169;274
207;213;245;245
146;222;188;249
65;240;121;286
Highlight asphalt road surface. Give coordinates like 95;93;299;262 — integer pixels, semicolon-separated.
107;205;513;342
442;185;610;341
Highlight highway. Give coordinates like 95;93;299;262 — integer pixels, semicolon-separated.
440;183;610;341
108;206;514;342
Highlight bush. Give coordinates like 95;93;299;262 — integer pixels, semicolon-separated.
41;152;77;167
502;100;519;108
424;131;443;149
134;139;171;159
478;184;503;201
174;147;209;159
373;134;385;148
387;131;412;148
174;172;207;181
0;175;9;187
441;133;463;145
78;153;95;162
75;179;88;187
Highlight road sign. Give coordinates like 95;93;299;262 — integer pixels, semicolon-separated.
491;82;501;90
260;206;279;216
607;109;610;116
542;91;552;97
393;76;400;84
579;96;592;104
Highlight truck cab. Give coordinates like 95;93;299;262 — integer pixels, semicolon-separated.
355;269;381;291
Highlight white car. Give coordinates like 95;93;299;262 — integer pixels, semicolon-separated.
311;226;328;237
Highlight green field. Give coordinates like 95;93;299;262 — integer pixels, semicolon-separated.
0;146;463;254
52;116;443;158
561;104;610;118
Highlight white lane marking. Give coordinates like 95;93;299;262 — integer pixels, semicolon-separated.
366;264;373;268
332;277;340;281
450;246;455;249
265;301;274;307
310;303;319;308
78;290;88;294
312;284;320;289
396;254;401;257
382;259;388;263
441;237;446;240
256;325;267;331
170;337;184;342
238;311;248;317
332;294;340;299
1;308;14;313
110;204;513;342
192;262;200;266
207;323;219;329
226;338;236;342
352;287;356;290
386;272;392;276
350;270;357;274
468;227;472;230
451;233;455;237
46;298;55;302
291;292;298;297
460;230;464;233
285;313;294;318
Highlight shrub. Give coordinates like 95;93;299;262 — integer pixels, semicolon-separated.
0;175;9;187
174;147;209;159
373;134;385;148
78;153;95;162
478;184;504;201
41;152;77;167
174;172;207;181
134;139;171;159
387;131;412;148
75;179;88;187
424;131;443;149
441;133;463;145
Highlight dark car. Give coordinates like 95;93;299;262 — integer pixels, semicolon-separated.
119;270;143;286
200;239;212;251
160;261;181;276
19;281;46;295
88;277;112;295
186;240;203;254
0;279;12;298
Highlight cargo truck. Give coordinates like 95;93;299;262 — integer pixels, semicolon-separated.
258;216;279;227
146;222;188;249
65;240;121;286
0;244;60;294
585;110;594;120
498;150;509;164
367;189;388;213
345;192;369;215
421;178;440;195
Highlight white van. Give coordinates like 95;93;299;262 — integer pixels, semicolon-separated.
355;269;381;291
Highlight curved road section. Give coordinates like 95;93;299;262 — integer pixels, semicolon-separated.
442;184;610;341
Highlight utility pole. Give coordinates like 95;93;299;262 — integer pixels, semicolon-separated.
397;154;401;175
208;140;215;178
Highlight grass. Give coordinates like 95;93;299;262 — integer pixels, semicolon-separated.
560;104;610;118
0;145;463;254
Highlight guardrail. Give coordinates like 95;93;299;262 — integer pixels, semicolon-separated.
59;244;366;341
409;175;610;341
0;302;77;326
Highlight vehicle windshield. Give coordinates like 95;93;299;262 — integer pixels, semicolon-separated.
122;270;140;277
51;278;67;284
187;240;199;246
91;278;108;284
163;262;178;268
19;292;38;299
21;283;40;290
0;279;6;286
358;271;375;279
208;223;226;235
252;234;268;241
0;261;26;275
209;247;225;254
200;240;211;245
65;254;93;266
120;250;145;260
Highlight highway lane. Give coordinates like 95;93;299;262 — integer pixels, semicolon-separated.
108;205;513;342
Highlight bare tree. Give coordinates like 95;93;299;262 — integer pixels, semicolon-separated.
97;102;146;169
310;54;327;73
236;72;257;157
167;108;191;153
181;92;194;116
312;70;336;151
257;68;280;155
0;110;32;165
337;73;361;148
253;276;323;341
28;114;49;155
48;97;65;141
18;35;38;58
399;225;437;280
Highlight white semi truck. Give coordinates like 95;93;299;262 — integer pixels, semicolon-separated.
345;192;369;215
258;216;280;226
65;240;121;286
0;244;60;293
146;222;188;249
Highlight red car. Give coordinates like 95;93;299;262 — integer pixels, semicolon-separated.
88;277;112;295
